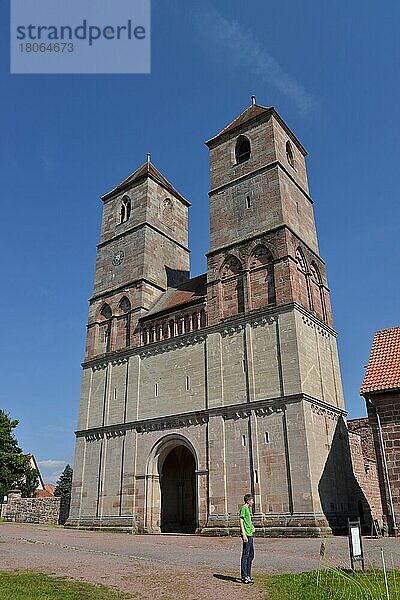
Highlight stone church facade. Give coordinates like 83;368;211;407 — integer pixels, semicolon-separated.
69;102;361;536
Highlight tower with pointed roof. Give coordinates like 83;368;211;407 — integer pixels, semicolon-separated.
85;160;190;359
69;102;360;537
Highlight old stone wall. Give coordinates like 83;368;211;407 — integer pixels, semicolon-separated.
366;393;400;529
1;491;70;525
347;419;383;529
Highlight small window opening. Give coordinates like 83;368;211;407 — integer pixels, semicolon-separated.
264;431;269;444
242;434;246;447
286;141;295;169
254;470;258;484
246;196;251;209
169;321;175;337
235;136;251;164
113;388;117;400
242;359;247;373
120;196;131;224
154;383;159;397
185;376;190;391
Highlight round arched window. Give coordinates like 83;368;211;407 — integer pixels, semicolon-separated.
235;136;251;164
286;141;295;169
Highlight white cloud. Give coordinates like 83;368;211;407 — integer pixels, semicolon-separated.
37;459;68;485
196;5;316;115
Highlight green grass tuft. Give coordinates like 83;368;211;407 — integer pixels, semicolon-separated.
0;571;136;600
260;569;400;599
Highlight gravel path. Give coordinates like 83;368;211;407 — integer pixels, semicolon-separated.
1;523;399;599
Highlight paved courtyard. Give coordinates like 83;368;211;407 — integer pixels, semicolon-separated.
1;523;399;599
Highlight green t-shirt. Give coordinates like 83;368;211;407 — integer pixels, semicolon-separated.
240;503;253;537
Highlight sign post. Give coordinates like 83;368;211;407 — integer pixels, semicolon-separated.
348;518;365;571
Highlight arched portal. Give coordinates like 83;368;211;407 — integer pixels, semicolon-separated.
145;435;198;534
160;446;196;533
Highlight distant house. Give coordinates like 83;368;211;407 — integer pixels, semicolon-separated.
27;454;45;490
360;326;400;535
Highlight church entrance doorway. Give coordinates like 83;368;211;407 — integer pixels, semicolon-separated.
160;445;196;533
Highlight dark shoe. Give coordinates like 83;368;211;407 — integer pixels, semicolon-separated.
242;577;253;584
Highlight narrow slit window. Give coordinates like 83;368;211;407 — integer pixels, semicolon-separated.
154;383;159;397
254;470;258;484
264;431;269;444
113;388;117;400
242;434;246;447
246;196;251;209
242;359;246;373
185;376;190;391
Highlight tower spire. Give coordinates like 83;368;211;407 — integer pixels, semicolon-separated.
146;152;151;164
251;95;256;106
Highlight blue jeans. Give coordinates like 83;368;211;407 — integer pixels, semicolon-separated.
241;536;254;580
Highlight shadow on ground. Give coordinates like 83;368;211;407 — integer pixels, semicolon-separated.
213;574;242;583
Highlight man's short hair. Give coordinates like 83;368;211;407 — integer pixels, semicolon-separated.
244;494;253;503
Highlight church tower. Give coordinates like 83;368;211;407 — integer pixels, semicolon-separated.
85;159;190;359
69;102;360;537
206;100;332;329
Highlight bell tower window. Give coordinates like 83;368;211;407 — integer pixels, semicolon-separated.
120;196;131;224
235;136;251;164
286;141;295;169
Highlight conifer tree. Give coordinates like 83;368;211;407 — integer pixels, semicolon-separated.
54;464;73;498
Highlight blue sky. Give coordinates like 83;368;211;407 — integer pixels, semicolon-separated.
1;1;399;483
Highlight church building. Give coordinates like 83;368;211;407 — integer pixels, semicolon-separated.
68;101;361;536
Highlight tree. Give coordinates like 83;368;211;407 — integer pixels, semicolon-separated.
54;464;73;498
0;410;38;501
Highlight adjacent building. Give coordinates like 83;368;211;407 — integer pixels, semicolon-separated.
360;326;400;535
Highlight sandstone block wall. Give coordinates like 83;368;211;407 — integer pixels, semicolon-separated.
366;393;400;529
1;491;70;525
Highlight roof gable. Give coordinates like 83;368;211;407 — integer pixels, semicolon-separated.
101;161;190;206
206;104;272;146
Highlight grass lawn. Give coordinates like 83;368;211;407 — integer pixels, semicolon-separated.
260;569;400;599
0;571;136;600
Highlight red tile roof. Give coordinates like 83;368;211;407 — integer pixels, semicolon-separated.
360;327;400;394
141;274;207;320
101;161;190;205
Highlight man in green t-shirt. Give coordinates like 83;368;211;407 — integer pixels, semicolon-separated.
239;493;255;584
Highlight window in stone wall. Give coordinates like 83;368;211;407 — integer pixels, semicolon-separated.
99;303;112;353
118;296;131;348
100;303;112;320
120;196;131;223
220;255;245;318
264;431;270;444
154;383;159;397
286;140;295;169
185;376;190;391
235;136;251;164
242;434;246;447
310;262;327;322
249;245;275;309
